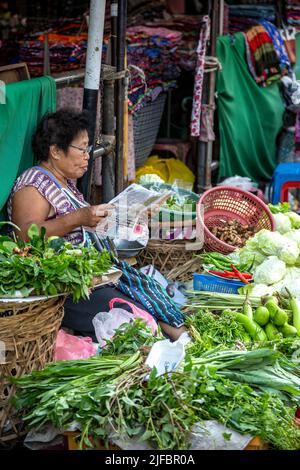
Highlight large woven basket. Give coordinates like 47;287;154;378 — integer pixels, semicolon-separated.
133;93;167;168
137;239;201;281
0;296;65;441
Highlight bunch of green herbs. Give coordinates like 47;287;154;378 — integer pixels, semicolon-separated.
186;308;252;353
0;223;112;300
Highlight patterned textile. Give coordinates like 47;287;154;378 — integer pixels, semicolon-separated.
228;4;276;33
127;26;181;113
191;15;211;138
199;104;216;142
286;0;300;31
259;20;291;73
244;25;281;87
116;260;185;327
7;167;85;244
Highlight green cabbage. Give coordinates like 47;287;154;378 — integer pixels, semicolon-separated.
253;256;286;285
272;267;300;298
255;230;286;256
238;246;266;269
286;211;300;229
273;213;292;234
277;239;299;265
285;229;300;247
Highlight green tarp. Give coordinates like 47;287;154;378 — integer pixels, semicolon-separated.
216;32;285;183
0;76;56;220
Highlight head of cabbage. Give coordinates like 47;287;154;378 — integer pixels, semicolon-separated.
273;213;292;234
253;256;286;285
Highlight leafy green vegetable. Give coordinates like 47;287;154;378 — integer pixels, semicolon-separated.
102;319;162;356
0;224;112;300
185;309;251;352
268;202;291;214
12;340;300;450
163;195;196;213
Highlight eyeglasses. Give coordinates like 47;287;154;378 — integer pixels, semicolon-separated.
69;144;93;155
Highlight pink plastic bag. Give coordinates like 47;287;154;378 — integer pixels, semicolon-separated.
109;298;157;334
55;329;97;361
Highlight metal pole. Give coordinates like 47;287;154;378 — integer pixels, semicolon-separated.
102;75;116;202
78;0;106;201
219;0;224;37
43;33;51;76
100;0;118;202
115;0;127;195
110;0;118;68
204;0;219;190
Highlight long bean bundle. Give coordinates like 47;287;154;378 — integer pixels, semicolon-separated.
185;291;262;311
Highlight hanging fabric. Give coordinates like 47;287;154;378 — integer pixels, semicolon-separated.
216;33;285;181
259;20;291;74
0;77;56;220
244;24;281;87
190;15;211;138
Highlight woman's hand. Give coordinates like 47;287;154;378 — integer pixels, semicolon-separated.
77;204;114;228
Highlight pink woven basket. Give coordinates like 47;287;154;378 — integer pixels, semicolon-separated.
197;186;275;254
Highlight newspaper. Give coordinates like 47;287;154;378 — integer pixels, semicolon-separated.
96;184;172;247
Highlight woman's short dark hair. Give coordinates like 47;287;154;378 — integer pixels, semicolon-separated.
32;108;90;162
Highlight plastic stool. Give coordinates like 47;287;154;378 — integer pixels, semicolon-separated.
281;181;300;202
270;163;300;204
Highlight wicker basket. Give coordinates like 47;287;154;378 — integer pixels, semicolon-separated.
197;186;275;254
133;93;167;168
0;296;65;441
137;239;201;280
167;257;201;283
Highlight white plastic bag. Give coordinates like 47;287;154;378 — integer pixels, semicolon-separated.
145;332;191;376
92;308;132;347
218;175;253;191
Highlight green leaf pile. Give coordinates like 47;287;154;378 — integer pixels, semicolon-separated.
0;224;112;301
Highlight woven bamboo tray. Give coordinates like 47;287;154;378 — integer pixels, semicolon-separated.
137;239;202;281
0;296;65;442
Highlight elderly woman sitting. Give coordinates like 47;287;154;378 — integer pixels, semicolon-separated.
7;109;186;341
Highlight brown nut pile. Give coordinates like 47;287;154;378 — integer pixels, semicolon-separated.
210;220;257;247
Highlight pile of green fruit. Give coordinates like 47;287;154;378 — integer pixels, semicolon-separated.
251;292;300;340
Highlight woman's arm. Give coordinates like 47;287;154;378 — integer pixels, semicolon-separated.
11;186;106;241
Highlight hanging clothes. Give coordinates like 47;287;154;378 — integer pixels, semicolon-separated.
259;19;291;74
216;33;285;182
190;15;211;138
244;24;281;87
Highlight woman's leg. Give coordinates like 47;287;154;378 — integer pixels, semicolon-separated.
158;322;187;341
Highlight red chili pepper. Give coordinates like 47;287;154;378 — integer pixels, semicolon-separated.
208;270;232;278
223;270;239;278
224;270;252;280
230;264;250;284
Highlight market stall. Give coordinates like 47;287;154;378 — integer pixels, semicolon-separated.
1;186;300;450
1;0;300;454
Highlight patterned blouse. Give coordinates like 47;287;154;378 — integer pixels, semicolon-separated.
7;167;85;244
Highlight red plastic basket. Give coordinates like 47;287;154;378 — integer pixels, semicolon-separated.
197;186;275;254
